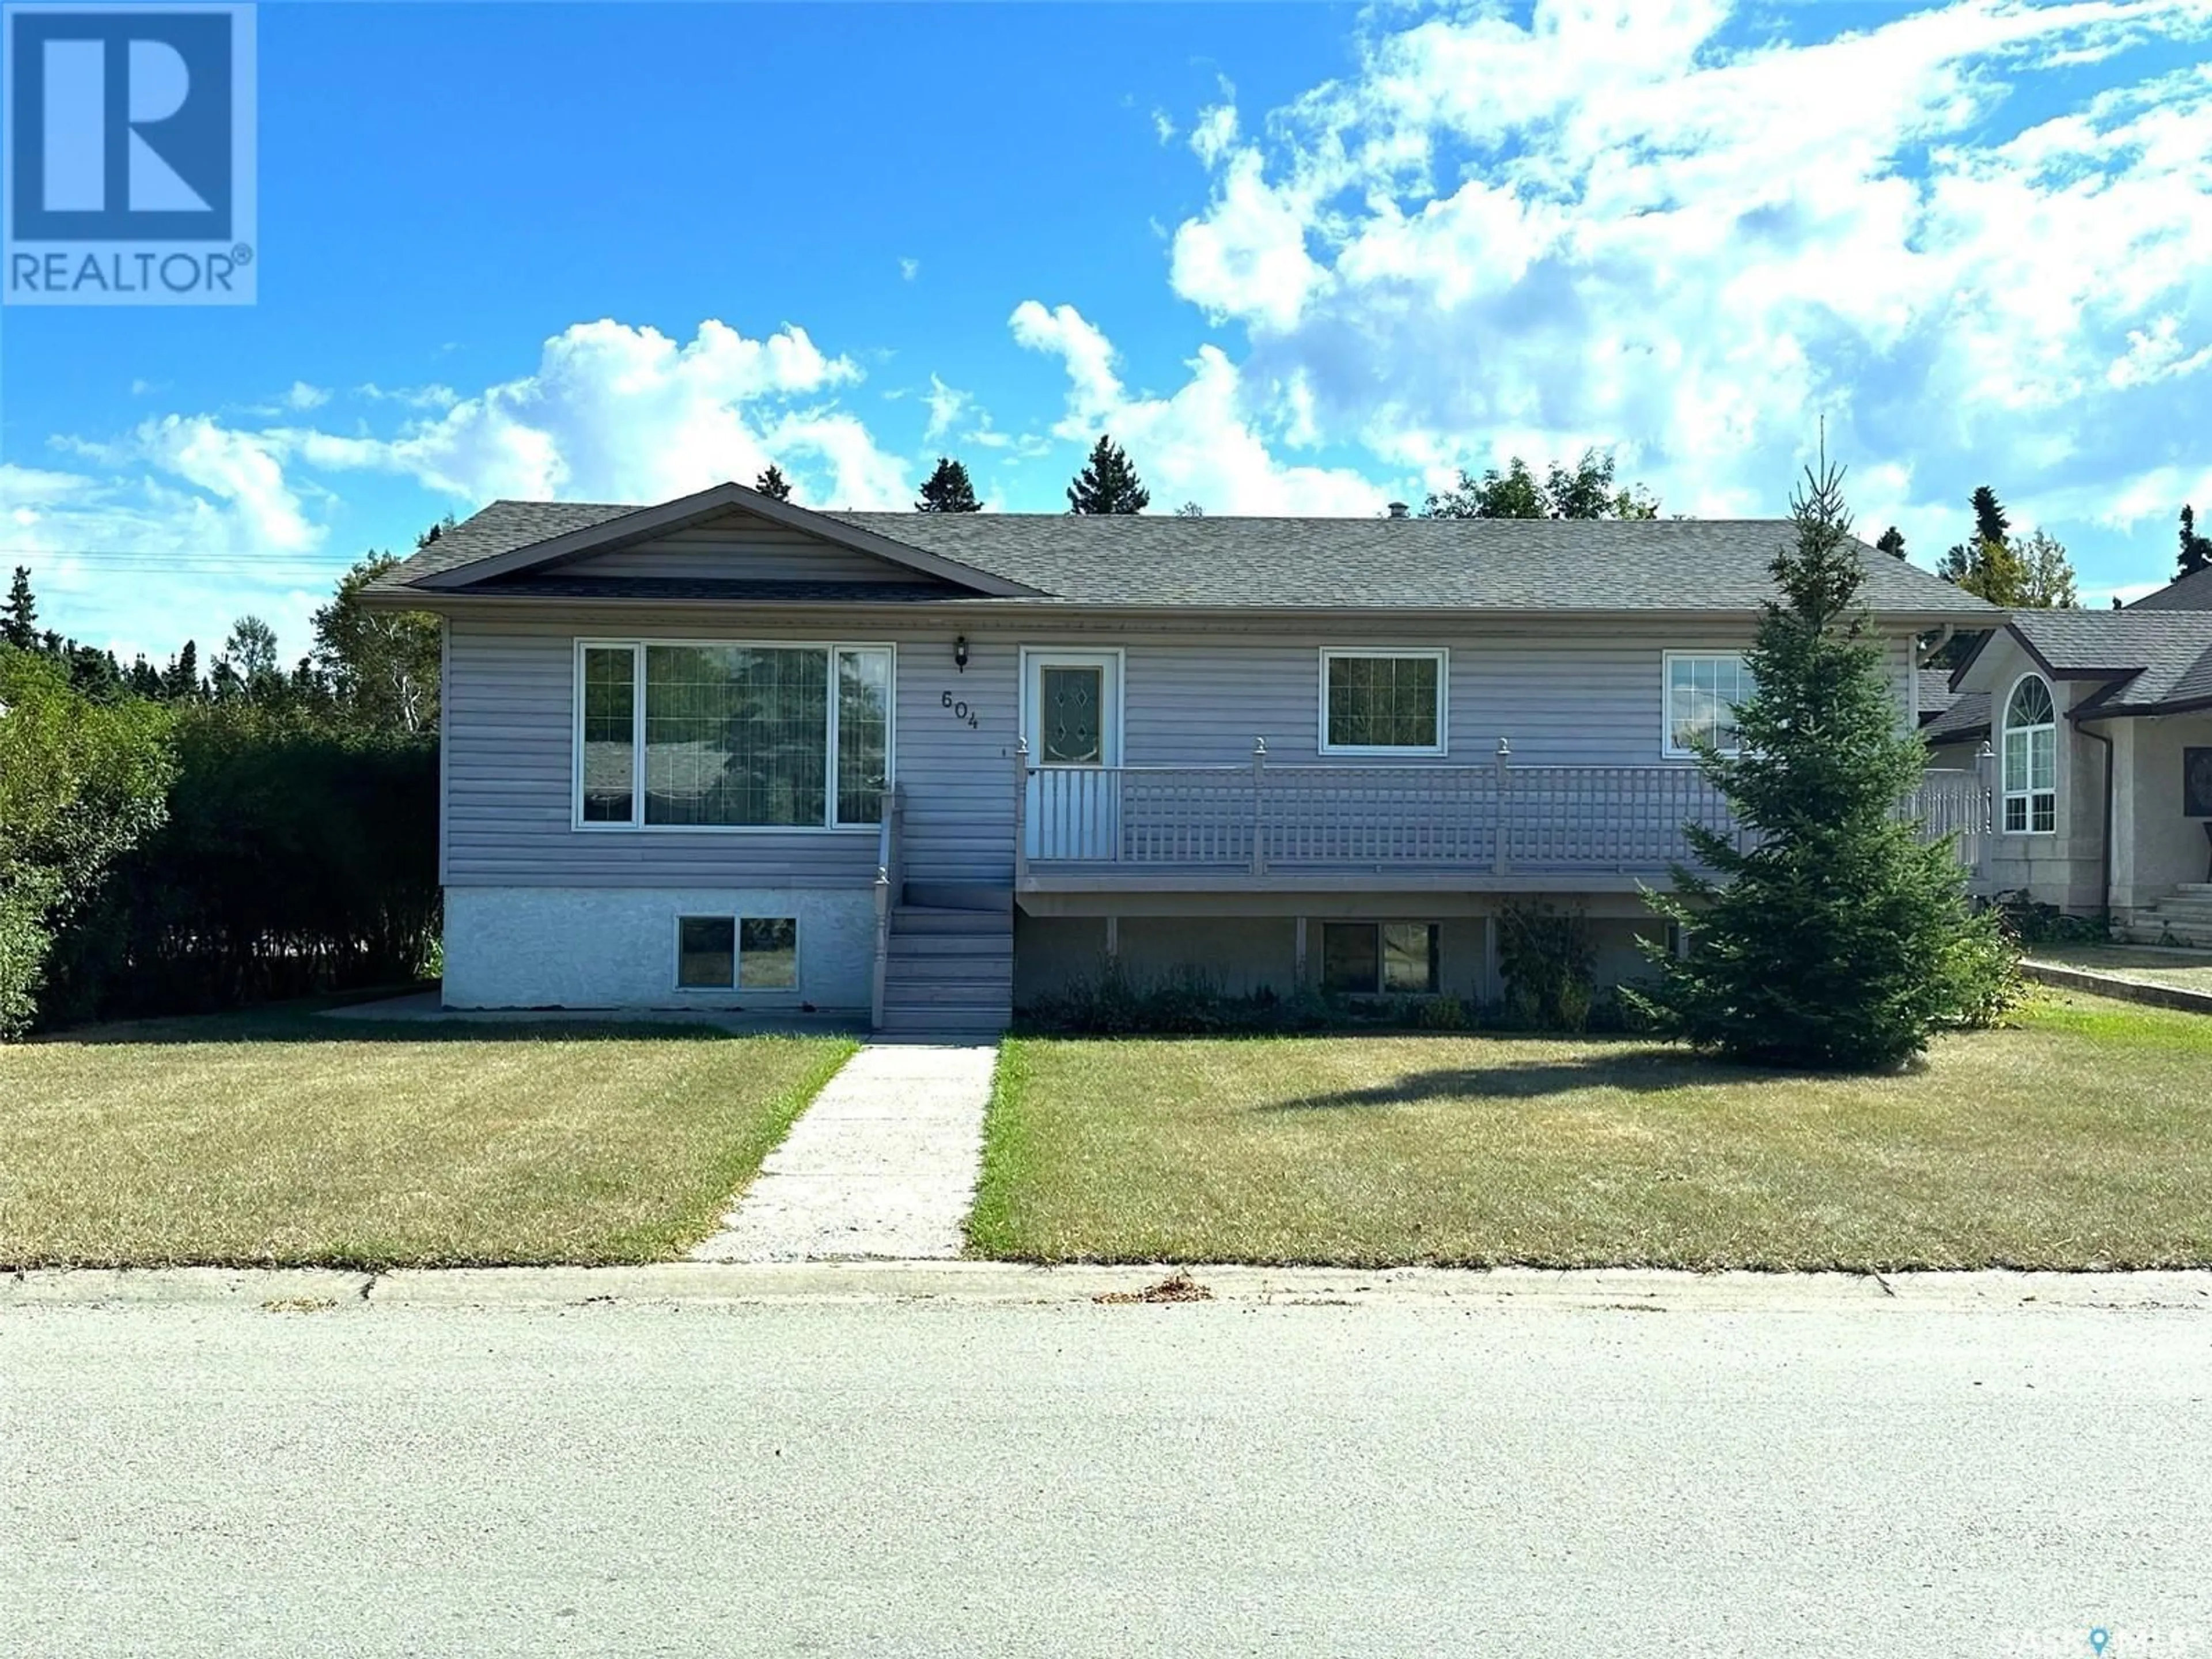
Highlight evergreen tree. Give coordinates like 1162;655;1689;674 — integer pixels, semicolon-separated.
1175;501;1205;518
161;641;199;702
2180;505;2212;579
3;566;37;650
1938;485;2037;604
754;465;793;502
1630;459;2014;1069
1876;526;1907;559
915;457;981;513
1970;485;2009;548
1067;435;1150;514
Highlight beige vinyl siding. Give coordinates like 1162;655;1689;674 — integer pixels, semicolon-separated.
441;609;1919;891
556;516;948;584
1097;627;1915;767
444;607;1022;890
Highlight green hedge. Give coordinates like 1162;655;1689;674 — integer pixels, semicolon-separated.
41;702;440;1025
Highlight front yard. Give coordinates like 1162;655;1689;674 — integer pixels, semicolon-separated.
968;992;2212;1271
0;1012;854;1269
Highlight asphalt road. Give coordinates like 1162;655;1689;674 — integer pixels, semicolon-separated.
5;1290;2210;1657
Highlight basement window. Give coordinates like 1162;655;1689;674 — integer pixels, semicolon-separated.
740;918;799;990
677;916;737;989
1320;922;1440;995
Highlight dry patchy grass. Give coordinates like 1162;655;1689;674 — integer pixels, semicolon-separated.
968;992;2212;1271
0;1014;855;1268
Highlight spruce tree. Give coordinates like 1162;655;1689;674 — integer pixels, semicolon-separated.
915;457;981;513
1969;485;2009;548
3;566;36;650
754;465;793;502
1876;526;1906;559
1066;435;1150;514
2180;505;2212;578
1630;459;2014;1069
161;641;199;701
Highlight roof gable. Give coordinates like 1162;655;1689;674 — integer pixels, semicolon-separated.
1954;610;2212;717
403;481;1044;599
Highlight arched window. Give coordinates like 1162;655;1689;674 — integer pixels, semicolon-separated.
2002;675;2056;835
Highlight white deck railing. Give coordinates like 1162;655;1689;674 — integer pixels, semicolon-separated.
1013;740;1991;880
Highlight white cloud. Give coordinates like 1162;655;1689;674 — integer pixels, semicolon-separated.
1189;86;1239;167
1156;0;2212;575
283;381;331;411
357;381;459;410
1012;301;1389;515
0;459;329;664
294;317;907;507
1009;301;1124;435
1152;108;1176;145
899;256;921;282
923;374;969;444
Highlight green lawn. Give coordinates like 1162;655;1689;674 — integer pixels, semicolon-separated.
0;1013;855;1269
968;993;2212;1271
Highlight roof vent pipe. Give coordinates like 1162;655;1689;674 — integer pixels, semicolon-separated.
1386;501;1410;518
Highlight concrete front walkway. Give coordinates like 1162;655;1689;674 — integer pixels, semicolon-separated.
691;1043;998;1262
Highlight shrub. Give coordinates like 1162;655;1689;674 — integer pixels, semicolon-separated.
1496;900;1597;1032
41;700;440;1025
1993;890;2108;947
0;648;175;1038
1415;993;1471;1031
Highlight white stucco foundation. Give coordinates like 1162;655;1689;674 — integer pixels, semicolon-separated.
442;886;876;1011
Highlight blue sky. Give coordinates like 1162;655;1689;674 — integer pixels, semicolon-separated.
3;0;2210;664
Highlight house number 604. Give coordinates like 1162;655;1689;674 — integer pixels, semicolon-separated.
941;691;979;728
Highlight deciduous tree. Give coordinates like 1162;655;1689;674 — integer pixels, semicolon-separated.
1422;448;1658;520
312;553;441;734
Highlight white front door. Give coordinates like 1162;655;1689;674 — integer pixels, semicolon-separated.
1022;650;1122;860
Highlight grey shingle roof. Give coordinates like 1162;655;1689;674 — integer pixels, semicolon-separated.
2009;609;2212;714
1923;691;1990;745
2128;565;2212;611
372;497;2002;617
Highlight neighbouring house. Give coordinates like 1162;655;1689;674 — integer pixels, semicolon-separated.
365;482;1999;1034
2126;563;2212;612
1946;607;2212;944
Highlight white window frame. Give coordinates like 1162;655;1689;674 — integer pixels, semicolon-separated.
2001;671;2058;838
1662;650;1754;760
572;638;896;834
1317;647;1449;758
671;913;804;995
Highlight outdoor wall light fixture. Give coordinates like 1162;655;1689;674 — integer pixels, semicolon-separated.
953;635;969;671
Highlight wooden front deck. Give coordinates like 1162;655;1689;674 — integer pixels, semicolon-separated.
1013;749;1991;894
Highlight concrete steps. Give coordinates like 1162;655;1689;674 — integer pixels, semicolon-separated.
877;895;1013;1037
2121;885;2212;948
